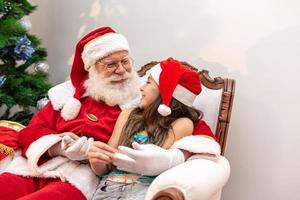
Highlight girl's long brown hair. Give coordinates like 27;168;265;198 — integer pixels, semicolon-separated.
119;96;203;148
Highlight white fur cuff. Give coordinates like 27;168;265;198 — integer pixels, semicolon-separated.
26;134;62;174
171;135;221;160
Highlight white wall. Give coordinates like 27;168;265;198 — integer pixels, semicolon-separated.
29;0;300;199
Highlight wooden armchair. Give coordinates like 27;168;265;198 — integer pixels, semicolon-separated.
137;60;235;200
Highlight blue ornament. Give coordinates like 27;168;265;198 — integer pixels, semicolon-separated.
13;36;35;60
36;97;49;110
0;75;7;87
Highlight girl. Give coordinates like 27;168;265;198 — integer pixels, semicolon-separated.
89;58;203;199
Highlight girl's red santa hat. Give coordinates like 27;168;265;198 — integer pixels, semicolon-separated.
60;27;131;121
149;58;201;116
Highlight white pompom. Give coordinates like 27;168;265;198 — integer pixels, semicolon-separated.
157;104;172;116
48;81;74;111
61;97;81;121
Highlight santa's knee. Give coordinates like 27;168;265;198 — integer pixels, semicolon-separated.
145;156;230;200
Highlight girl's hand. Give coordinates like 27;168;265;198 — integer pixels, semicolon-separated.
88;141;117;165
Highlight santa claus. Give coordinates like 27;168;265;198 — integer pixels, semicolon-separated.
0;27;228;200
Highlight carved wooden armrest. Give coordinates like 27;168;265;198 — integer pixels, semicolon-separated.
152;188;184;200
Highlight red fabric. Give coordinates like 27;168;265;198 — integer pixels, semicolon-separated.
18;97;121;162
158;58;201;107
0;172;86;200
192;119;217;141
0;126;20;160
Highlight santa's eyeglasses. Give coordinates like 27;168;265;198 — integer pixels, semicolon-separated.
96;57;133;72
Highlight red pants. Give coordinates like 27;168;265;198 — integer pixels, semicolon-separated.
0;172;86;200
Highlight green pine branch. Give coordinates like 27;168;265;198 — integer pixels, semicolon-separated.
0;18;27;48
0;0;36;20
0;0;52;125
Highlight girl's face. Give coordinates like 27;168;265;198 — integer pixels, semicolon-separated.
139;76;160;109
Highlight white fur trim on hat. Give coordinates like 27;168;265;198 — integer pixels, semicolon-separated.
149;64;162;84
173;84;197;107
82;33;130;70
157;104;172;116
61;97;81;121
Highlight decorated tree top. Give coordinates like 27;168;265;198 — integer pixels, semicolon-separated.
0;0;52;125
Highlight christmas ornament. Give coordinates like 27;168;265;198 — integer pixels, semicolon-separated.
19;16;32;31
13;35;35;60
3;1;12;13
0;75;7;88
36;97;49;110
34;61;49;73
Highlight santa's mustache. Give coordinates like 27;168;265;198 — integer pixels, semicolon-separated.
105;72;133;81
104;71;133;82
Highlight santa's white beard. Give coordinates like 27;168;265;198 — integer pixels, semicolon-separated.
84;67;142;106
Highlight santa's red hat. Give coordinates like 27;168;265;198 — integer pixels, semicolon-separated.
149;58;201;116
61;27;131;121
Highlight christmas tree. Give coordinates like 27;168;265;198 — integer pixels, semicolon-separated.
0;0;51;125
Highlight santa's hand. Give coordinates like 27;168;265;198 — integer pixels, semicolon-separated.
59;131;79;141
60;135;74;150
113;142;185;176
63;136;94;161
